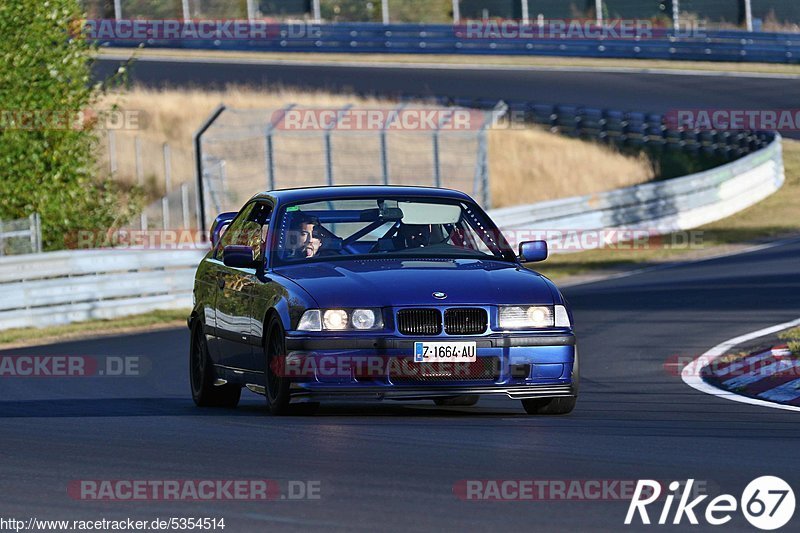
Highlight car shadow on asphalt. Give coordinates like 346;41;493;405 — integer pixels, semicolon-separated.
0;397;527;418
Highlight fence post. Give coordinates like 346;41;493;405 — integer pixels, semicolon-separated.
163;143;172;194
477;101;507;208
181;183;191;230
452;0;460;24
744;0;753;31
521;0;529;25
382;0;389;24
324;105;353;186
29;214;37;254
0;218;4;256
381;102;406;186
247;0;257;21
595;0;603;26
432;109;456;189
162;197;170;231
265;133;276;190
107;130;117;177
114;0;122;19
181;0;190;20
672;0;680;32
193;104;226;237
312;0;321;23
264;103;297;191
135;136;147;231
36;213;42;253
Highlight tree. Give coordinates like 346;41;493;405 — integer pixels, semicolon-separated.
0;0;140;250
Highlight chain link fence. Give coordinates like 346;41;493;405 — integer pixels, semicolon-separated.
81;1;800;31
0;214;43;256
196;103;501;231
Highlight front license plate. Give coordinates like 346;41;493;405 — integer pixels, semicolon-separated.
414;341;477;362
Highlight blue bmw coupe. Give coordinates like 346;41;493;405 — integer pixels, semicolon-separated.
189;186;577;415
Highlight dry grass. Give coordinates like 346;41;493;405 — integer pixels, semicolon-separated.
535;139;800;283
488;128;654;206
98;86;654;207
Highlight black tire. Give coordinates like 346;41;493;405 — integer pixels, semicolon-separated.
521;350;579;415
190;322;241;408
433;395;480;407
264;316;292;415
521;396;576;415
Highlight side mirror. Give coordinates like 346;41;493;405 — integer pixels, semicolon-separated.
222;245;258;269
210;212;237;248
519;240;548;263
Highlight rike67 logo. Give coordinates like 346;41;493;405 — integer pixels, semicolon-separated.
626;477;795;530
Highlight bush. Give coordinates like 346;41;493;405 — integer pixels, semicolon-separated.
0;0;141;250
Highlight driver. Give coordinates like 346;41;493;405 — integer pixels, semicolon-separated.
286;213;323;259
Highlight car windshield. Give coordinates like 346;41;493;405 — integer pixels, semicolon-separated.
272;197;515;264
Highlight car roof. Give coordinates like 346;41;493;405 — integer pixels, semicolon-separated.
252;185;474;205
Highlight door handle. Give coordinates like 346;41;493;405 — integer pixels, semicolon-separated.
218;277;225;289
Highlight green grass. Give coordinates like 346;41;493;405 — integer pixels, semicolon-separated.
0;309;189;347
534;139;800;283
779;327;800;356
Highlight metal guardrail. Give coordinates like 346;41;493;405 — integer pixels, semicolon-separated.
97;23;800;64
0;128;783;332
0;127;782;332
0;80;787;331
489;133;784;243
0;249;205;330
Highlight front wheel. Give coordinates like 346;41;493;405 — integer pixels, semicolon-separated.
264;316;292;415
189;322;241;408
522;350;578;415
521;396;576;415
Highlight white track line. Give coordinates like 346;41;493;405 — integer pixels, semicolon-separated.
682;318;800;412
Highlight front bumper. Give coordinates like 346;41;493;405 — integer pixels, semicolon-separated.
283;333;578;401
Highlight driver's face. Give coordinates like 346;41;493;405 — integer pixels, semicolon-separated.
298;222;321;257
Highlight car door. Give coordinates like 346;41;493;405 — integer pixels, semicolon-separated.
208;203;259;371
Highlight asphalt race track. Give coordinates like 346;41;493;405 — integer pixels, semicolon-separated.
93;56;800;139
2;239;799;531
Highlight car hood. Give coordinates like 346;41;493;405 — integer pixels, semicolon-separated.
274;258;554;308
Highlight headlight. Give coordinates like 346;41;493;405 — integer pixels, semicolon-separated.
351;309;376;330
297;309;383;331
499;305;554;329
323;309;349;330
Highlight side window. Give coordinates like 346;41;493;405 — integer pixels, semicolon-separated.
215;202;273;261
